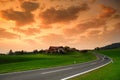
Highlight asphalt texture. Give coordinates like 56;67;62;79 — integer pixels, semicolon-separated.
0;53;112;80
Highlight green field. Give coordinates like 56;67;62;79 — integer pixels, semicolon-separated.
0;51;95;74
69;48;120;80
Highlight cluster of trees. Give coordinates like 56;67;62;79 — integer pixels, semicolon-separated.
47;46;79;54
8;46;80;55
8;45;102;55
8;49;45;55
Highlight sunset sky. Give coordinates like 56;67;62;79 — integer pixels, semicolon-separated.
0;0;120;53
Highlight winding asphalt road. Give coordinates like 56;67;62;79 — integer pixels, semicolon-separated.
0;53;112;80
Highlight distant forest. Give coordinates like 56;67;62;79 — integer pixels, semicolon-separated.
7;46;79;55
95;42;120;50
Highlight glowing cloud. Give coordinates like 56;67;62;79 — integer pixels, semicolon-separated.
39;3;89;24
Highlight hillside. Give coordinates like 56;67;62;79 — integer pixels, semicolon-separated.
95;42;120;50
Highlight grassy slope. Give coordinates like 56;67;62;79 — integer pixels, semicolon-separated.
0;52;95;74
70;48;120;80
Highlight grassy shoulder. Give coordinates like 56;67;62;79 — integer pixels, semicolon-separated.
0;51;96;74
69;48;120;80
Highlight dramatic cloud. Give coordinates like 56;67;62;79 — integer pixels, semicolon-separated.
112;14;120;19
13;27;40;35
0;0;10;4
21;1;39;12
0;28;18;39
39;24;52;29
100;22;120;42
0;9;34;26
99;5;116;18
64;5;116;37
114;22;120;32
0;0;120;53
50;0;76;2
89;0;97;3
64;18;106;36
0;1;39;26
87;30;102;37
39;3;89;24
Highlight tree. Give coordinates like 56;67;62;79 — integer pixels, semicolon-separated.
95;47;100;50
9;49;13;55
33;49;38;54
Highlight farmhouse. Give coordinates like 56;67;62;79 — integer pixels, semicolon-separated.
48;46;65;53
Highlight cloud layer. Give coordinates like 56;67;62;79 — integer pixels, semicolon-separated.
0;28;18;39
0;1;39;26
99;4;116;18
1;9;34;26
0;0;119;53
64;18;106;36
13;27;40;35
21;1;39;12
39;3;89;24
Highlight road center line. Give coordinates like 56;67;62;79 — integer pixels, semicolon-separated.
41;67;73;74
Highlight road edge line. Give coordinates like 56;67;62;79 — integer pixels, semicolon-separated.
61;59;112;80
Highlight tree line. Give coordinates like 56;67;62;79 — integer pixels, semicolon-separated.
8;46;80;55
8;49;45;55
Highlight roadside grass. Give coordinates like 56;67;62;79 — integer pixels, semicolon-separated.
0;51;96;74
69;48;120;80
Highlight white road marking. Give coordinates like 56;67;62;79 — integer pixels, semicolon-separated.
61;59;112;80
41;67;73;74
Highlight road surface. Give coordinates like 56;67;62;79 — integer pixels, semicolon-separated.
0;53;112;80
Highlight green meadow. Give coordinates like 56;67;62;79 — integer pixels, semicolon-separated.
0;51;95;74
70;48;120;80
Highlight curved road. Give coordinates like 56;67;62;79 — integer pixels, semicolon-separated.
0;53;112;80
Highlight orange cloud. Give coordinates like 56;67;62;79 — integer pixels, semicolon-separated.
64;5;116;37
21;1;39;12
0;9;34;26
99;5;116;18
89;0;97;3
64;18;106;36
114;23;120;32
13;27;40;35
39;24;52;29
87;30;102;37
39;3;89;24
0;0;10;4
112;14;120;19
0;1;39;26
100;22;120;42
0;28;18;39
